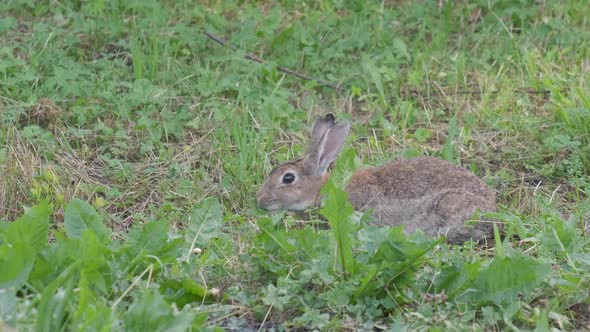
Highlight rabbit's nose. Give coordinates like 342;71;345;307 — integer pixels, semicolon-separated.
255;188;271;210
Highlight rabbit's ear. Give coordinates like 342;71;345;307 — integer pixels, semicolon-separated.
309;121;350;177
307;114;336;155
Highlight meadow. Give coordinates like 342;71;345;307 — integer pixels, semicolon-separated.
1;0;589;330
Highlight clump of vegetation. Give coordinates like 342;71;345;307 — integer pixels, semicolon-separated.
1;0;589;330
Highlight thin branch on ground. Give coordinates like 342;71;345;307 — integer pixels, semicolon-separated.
402;87;552;99
203;31;343;92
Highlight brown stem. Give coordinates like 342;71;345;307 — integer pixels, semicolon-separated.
403;88;551;98
203;31;343;91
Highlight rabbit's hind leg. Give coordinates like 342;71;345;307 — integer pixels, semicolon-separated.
432;191;495;244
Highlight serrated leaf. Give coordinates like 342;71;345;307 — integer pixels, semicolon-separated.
540;219;576;256
71;270;112;331
79;231;109;293
124;289;196;332
325;283;353;307
329;148;356;188
255;217;333;277
64;198;111;243
442;117;459;164
74;270;92;322
369;227;436;285
353;264;379;299
393;38;410;60
125;220;167;254
361;55;386;105
433;261;481;298
458;252;551;305
36;263;79;332
255;217;297;255
321;180;356;275
185;197;223;259
160;278;215;307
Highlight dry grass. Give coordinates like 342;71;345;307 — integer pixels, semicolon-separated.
23;98;65;130
0;130;38;220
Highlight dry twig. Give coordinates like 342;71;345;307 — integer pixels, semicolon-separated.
402;87;551;99
203;31;343;92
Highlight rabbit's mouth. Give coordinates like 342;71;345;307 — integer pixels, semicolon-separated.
256;190;279;211
259;200;311;213
258;201;280;212
256;197;290;212
283;200;312;212
256;192;310;212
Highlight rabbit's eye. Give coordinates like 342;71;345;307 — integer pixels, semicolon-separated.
282;172;295;184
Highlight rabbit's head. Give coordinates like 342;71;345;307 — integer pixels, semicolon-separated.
256;114;350;212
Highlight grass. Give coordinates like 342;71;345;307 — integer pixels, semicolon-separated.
1;0;590;330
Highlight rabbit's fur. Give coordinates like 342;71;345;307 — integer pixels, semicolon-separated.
256;114;497;244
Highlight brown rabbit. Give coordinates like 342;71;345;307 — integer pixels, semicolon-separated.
256;114;497;244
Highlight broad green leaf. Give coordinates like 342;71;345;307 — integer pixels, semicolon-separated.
534;308;550;332
0;17;17;33
124;289;197;332
540;218;576;256
72;270;113;331
0;242;35;289
9;200;52;252
329;148;356;188
321;180;356;275
458;252;551;305
289;226;331;262
64;198;111;243
483;212;528;245
79;230;110;294
0;201;51;289
356;223;390;259
361;55;386;105
412;128;431;143
185;197;223;259
36;262;79;332
74;270;93;322
442;117;459;164
123;220;184;265
125;220;169;255
433;261;481;298
255;217;332;277
160;278;216;307
361;227;436;295
393;38;410;60
352;264;379;299
325;282;353;307
27;235;81;288
255;217;297;255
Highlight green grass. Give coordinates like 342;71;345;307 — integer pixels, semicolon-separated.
1;0;590;330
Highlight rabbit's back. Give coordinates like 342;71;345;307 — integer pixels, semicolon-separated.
346;157;496;243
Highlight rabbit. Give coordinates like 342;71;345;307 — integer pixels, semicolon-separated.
256;114;498;244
